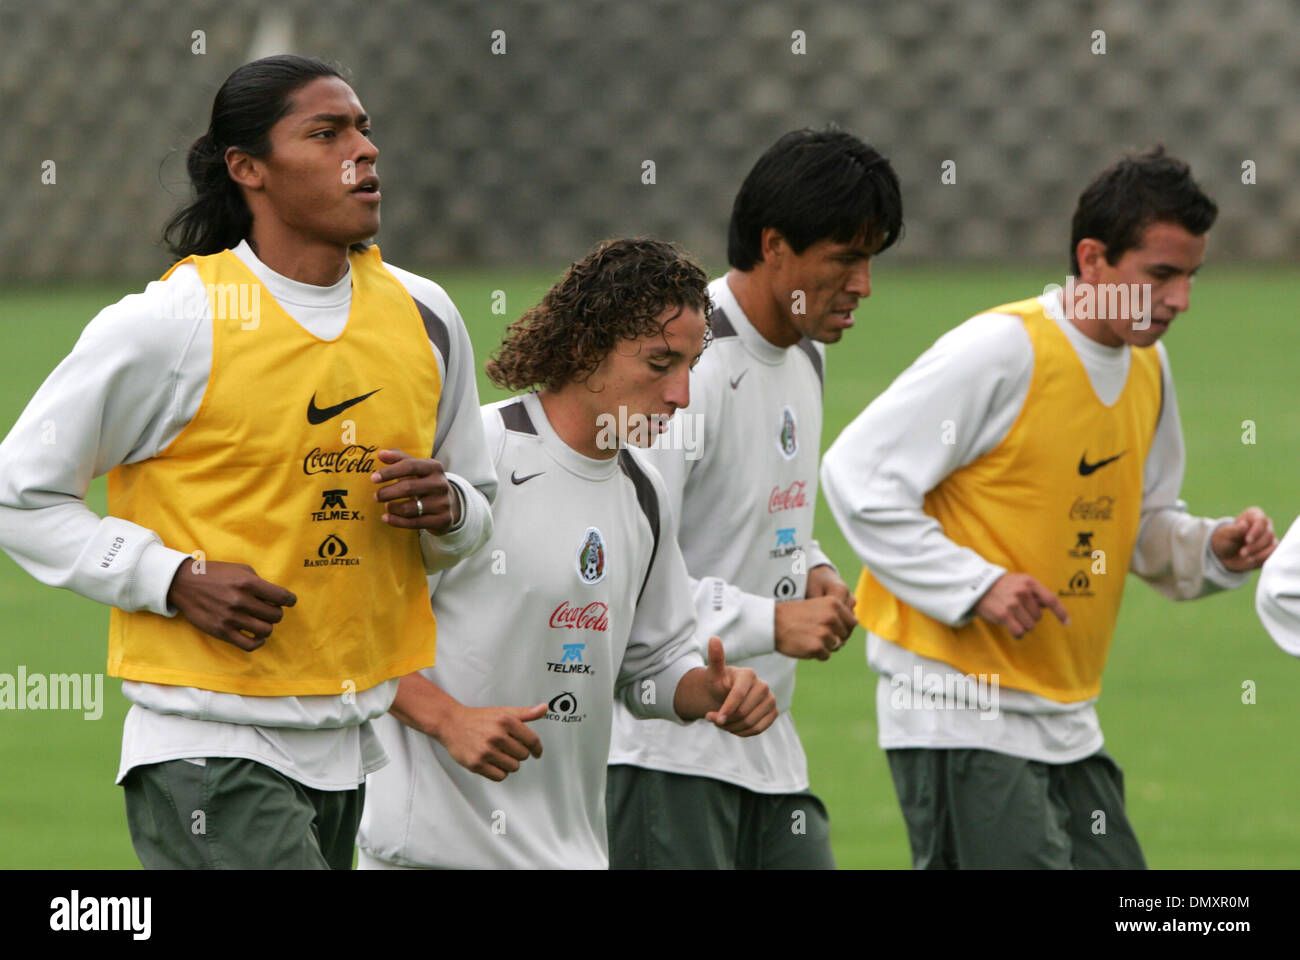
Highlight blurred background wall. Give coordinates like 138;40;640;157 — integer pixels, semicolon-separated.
2;0;1297;281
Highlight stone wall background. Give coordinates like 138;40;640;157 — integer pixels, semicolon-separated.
2;0;1297;280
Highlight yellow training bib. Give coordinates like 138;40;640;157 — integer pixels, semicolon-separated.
857;298;1161;702
107;246;440;696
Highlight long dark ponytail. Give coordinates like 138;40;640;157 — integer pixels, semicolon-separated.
163;56;349;260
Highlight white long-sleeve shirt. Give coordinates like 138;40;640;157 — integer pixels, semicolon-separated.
0;240;497;789
821;288;1247;763
358;392;705;869
1256;515;1300;658
608;275;833;795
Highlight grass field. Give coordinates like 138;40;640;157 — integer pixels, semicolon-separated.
2;262;1298;869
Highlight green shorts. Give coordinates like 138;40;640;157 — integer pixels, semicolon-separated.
886;747;1146;869
122;757;363;870
606;764;835;869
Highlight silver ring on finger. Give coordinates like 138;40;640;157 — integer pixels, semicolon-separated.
415;498;424;517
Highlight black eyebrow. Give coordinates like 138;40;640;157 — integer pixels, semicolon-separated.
301;112;369;126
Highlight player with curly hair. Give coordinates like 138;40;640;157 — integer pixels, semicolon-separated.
357;238;778;870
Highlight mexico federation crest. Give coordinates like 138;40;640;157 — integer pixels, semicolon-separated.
777;405;798;460
576;527;607;585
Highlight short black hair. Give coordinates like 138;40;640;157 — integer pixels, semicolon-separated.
163;55;362;260
727;127;903;270
1070;145;1217;275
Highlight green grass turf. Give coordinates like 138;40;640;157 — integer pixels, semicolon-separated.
1;263;1298;868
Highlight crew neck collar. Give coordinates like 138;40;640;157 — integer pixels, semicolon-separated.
522;392;621;481
1041;287;1129;362
231;239;353;308
714;276;793;364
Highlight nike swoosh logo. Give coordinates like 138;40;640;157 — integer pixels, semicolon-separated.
307;389;381;425
511;470;545;485
1078;451;1126;476
730;370;748;389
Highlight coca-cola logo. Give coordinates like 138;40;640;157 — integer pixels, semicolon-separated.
303;444;378;476
768;480;808;513
549;601;610;632
1069;495;1116;521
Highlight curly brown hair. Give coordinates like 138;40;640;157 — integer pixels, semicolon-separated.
486;238;713;392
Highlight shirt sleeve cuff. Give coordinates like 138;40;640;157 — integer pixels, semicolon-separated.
654;652;708;724
807;542;835;574
951;566;1008;627
136;542;193;616
444;477;467;533
728;591;778;662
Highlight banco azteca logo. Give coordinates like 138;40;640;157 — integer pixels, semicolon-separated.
1058;570;1094;598
546;691;586;723
304;534;360;568
576;527;607;585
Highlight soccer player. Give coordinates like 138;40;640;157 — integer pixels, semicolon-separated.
605;129;904;869
0;56;496;868
356;238;778;870
821;146;1277;869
